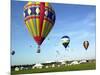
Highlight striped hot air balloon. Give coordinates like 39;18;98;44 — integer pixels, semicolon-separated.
83;41;89;50
23;2;56;53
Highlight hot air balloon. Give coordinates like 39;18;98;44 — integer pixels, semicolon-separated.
23;2;56;53
83;41;89;50
61;36;70;50
11;50;15;55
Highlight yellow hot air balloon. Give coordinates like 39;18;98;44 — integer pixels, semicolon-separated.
23;2;56;53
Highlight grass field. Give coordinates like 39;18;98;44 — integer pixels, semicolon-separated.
11;62;96;75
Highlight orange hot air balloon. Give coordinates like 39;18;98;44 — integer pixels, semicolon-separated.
83;41;89;50
23;2;56;53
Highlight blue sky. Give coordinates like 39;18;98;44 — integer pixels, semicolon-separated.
11;1;96;65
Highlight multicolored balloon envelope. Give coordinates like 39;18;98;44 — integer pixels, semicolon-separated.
23;2;56;53
83;41;89;50
61;36;70;50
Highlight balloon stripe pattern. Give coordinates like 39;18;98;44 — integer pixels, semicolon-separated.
83;41;89;50
24;2;56;46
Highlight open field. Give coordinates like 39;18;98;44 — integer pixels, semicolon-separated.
11;62;96;75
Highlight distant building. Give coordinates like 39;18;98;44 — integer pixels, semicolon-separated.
79;60;87;64
45;66;49;68
33;64;43;69
57;65;60;67
15;67;19;71
70;61;79;65
20;67;24;70
52;64;55;67
61;61;66;65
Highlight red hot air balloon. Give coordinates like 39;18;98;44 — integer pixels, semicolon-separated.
83;41;89;50
23;2;56;53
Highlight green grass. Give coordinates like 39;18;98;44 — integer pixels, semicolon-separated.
11;62;96;75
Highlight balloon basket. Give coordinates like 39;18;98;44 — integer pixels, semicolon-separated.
37;49;40;53
37;45;40;53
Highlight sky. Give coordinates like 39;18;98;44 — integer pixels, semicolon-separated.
11;1;96;65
